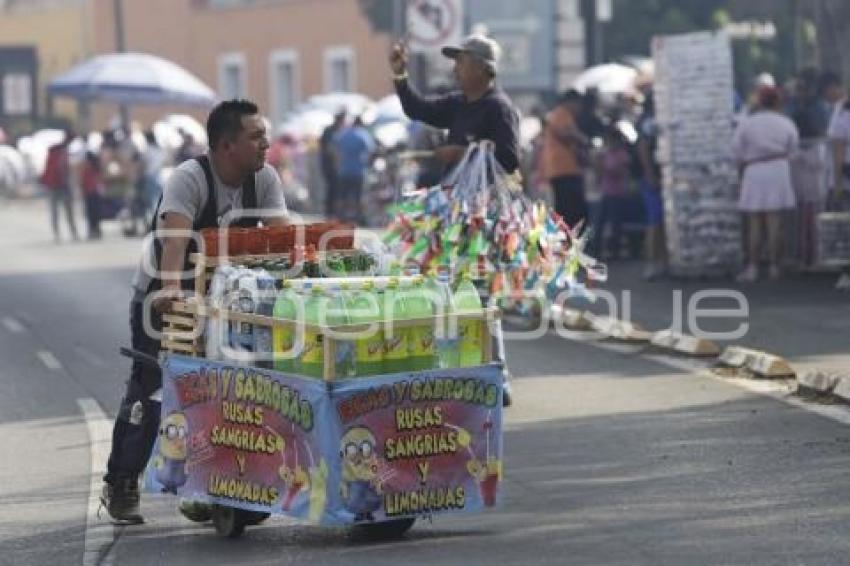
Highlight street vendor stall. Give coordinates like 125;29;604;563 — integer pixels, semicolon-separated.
144;221;505;538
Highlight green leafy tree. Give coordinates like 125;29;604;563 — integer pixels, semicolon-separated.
604;0;808;92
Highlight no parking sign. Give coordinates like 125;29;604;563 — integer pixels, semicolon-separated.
407;0;464;53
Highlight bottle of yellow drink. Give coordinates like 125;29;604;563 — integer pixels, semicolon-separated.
382;278;410;374
350;281;384;376
300;286;326;378
405;276;437;370
272;280;299;373
454;272;483;367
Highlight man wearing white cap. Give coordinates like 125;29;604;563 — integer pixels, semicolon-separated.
389;34;520;174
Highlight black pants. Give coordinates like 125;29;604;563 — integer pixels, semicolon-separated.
551;175;588;232
338;174;365;223
104;299;162;484
84;194;102;239
322;166;339;217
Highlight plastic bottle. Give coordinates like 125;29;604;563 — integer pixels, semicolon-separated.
349;281;384;376
427;271;459;368
300;286;326;378
205;265;236;360
454;272;484;367
382;278;410;374
254;269;276;369
227;268;257;360
272;280;299;373
328;284;355;378
404;276;437;370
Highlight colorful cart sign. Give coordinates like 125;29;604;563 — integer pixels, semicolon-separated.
146;355;503;525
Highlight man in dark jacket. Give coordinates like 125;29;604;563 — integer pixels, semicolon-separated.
389;34;520;174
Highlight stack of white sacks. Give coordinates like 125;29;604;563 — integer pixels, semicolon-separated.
652;30;743;277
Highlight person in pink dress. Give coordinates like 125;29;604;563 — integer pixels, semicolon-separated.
732;86;800;281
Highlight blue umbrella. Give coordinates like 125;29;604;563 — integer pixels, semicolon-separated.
48;52;217;107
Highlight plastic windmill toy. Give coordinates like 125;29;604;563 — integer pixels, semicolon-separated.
381;142;607;313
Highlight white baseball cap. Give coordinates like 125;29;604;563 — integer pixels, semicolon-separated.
441;34;502;75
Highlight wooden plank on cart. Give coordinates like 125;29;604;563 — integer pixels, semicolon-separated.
163;314;196;328
162;328;200;342
323;337;337;382
161;340;199;355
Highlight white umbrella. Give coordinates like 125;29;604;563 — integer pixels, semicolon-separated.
278;108;334;140
48;52;217;107
373;121;409;148
374;94;407;124
165;114;207;146
302;92;374;120
572;63;638;97
0;145;27;192
16;129;66;178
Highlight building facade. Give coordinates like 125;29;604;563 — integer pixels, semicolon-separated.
89;0;395;129
0;0;92;137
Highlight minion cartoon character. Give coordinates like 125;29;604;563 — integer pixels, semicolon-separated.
339;427;382;521
154;411;188;494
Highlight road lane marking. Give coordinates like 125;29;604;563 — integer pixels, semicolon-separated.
2;316;25;334
558;333;850;427
74;346;108;368
77;398;116;566
698;372;850;427
37;350;63;370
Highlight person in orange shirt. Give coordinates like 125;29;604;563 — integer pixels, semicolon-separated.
542;90;590;230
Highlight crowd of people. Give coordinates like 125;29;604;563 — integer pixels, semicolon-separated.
319;111;376;225
40;126;202;242
732;68;848;286
519;66;850;287
31;53;850;290
524;85;666;280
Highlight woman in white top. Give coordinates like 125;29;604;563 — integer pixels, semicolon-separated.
732;86;800;281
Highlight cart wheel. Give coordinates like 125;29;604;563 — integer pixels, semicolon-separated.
178;500;212;523
211;504;247;538
243;511;271;526
349;518;415;541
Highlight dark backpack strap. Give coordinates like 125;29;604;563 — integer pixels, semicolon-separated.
145;194;166;294
236;170;260;227
145;157;216;295
195;155;219;230
242;170;257;210
197;154;259;227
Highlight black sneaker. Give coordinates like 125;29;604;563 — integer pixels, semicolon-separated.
502;374;514;408
101;479;144;524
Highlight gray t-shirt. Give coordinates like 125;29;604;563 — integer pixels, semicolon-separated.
132;156;287;293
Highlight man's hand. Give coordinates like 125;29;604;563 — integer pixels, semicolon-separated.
434;145;467;165
152;284;184;314
389;40;408;76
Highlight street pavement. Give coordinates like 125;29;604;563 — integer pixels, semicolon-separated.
1;197;850;565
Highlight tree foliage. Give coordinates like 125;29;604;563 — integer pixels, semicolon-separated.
604;0;808;91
